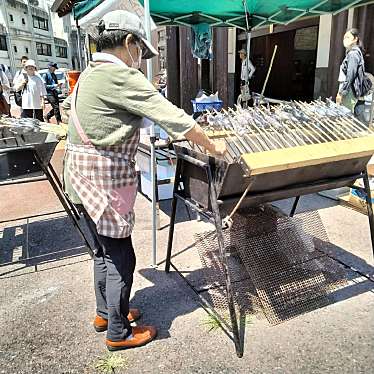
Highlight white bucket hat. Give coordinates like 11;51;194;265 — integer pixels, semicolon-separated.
24;59;37;68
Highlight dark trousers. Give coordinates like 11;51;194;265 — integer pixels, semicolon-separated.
354;100;368;124
46;92;61;122
82;210;136;341
21;108;44;121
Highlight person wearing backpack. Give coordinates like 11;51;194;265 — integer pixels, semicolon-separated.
44;62;62;124
13;55;29;107
336;28;372;116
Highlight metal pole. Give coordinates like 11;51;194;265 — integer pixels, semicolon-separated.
260;44;278;100
143;0;157;267
76;19;83;71
246;31;251;85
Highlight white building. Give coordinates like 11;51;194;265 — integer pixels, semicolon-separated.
0;0;72;76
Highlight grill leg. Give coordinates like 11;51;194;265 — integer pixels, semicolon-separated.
363;170;374;258
34;153;94;258
47;163;80;221
289;196;300;217
206;166;243;358
165;159;181;273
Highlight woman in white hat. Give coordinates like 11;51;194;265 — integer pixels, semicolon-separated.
62;10;225;352
14;59;47;121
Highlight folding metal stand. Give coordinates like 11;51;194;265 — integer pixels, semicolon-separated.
0;145;94;271
165;153;374;358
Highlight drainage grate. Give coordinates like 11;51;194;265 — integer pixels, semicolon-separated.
194;206;348;325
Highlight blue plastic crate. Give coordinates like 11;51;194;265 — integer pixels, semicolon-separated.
191;100;223;113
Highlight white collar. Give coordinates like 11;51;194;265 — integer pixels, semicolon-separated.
92;52;128;67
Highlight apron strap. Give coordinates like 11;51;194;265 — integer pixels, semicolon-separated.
71;81;91;146
70;62;112;146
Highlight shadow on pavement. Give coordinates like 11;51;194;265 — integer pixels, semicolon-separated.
132;235;374;348
0;214;91;275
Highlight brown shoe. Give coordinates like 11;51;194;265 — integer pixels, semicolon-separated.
93;309;141;332
93;315;108;333
106;326;157;351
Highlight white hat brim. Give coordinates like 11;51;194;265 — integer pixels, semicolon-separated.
141;37;158;60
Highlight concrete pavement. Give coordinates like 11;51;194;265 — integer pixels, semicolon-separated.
0;147;373;373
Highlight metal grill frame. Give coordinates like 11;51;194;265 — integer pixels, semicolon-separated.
164;149;374;358
0;133;94;270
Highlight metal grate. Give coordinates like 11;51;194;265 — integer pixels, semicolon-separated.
194;206;348;325
195;230;262;316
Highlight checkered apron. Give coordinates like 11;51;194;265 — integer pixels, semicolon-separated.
65;66;140;238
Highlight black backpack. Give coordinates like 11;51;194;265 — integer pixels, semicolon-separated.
356;49;373;97
14;72;28;107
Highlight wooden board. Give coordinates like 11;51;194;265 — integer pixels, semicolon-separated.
339;194;368;215
240;136;374;176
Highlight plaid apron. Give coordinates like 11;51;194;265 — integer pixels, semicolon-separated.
66;66;139;238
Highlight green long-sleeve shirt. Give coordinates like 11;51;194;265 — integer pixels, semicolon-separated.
62;62;195;145
62;61;195;204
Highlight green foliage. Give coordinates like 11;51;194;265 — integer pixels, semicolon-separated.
201;313;253;333
94;353;128;374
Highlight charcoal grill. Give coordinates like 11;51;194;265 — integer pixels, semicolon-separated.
164;100;374;357
0;124;93;269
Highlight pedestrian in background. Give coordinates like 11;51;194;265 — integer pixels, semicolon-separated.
14;59;46;121
13;55;29;107
238;48;255;107
336;28;372;115
0;63;12;83
44;62;62;124
0;68;11;116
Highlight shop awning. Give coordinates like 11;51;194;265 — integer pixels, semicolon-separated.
53;0;374;28
137;0;374;30
51;0;105;18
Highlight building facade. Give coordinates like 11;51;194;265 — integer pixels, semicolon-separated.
0;0;72;76
166;4;373;113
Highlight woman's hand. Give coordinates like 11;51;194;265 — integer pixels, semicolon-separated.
185;124;227;157
336;93;342;105
206;139;227;156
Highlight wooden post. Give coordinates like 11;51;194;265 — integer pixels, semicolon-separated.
200;59;210;90
212;28;228;108
179;27;198;114
166;26;181;107
353;5;374;73
327;11;348;98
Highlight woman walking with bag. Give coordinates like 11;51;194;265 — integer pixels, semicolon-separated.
336;28;372;117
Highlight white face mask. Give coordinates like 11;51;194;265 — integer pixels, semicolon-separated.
129;43;142;69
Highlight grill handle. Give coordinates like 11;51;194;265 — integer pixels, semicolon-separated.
176;152;209;170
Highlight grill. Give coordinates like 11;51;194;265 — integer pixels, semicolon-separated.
0;126;59;183
164;100;374;357
0;117;93;269
176;100;374;209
